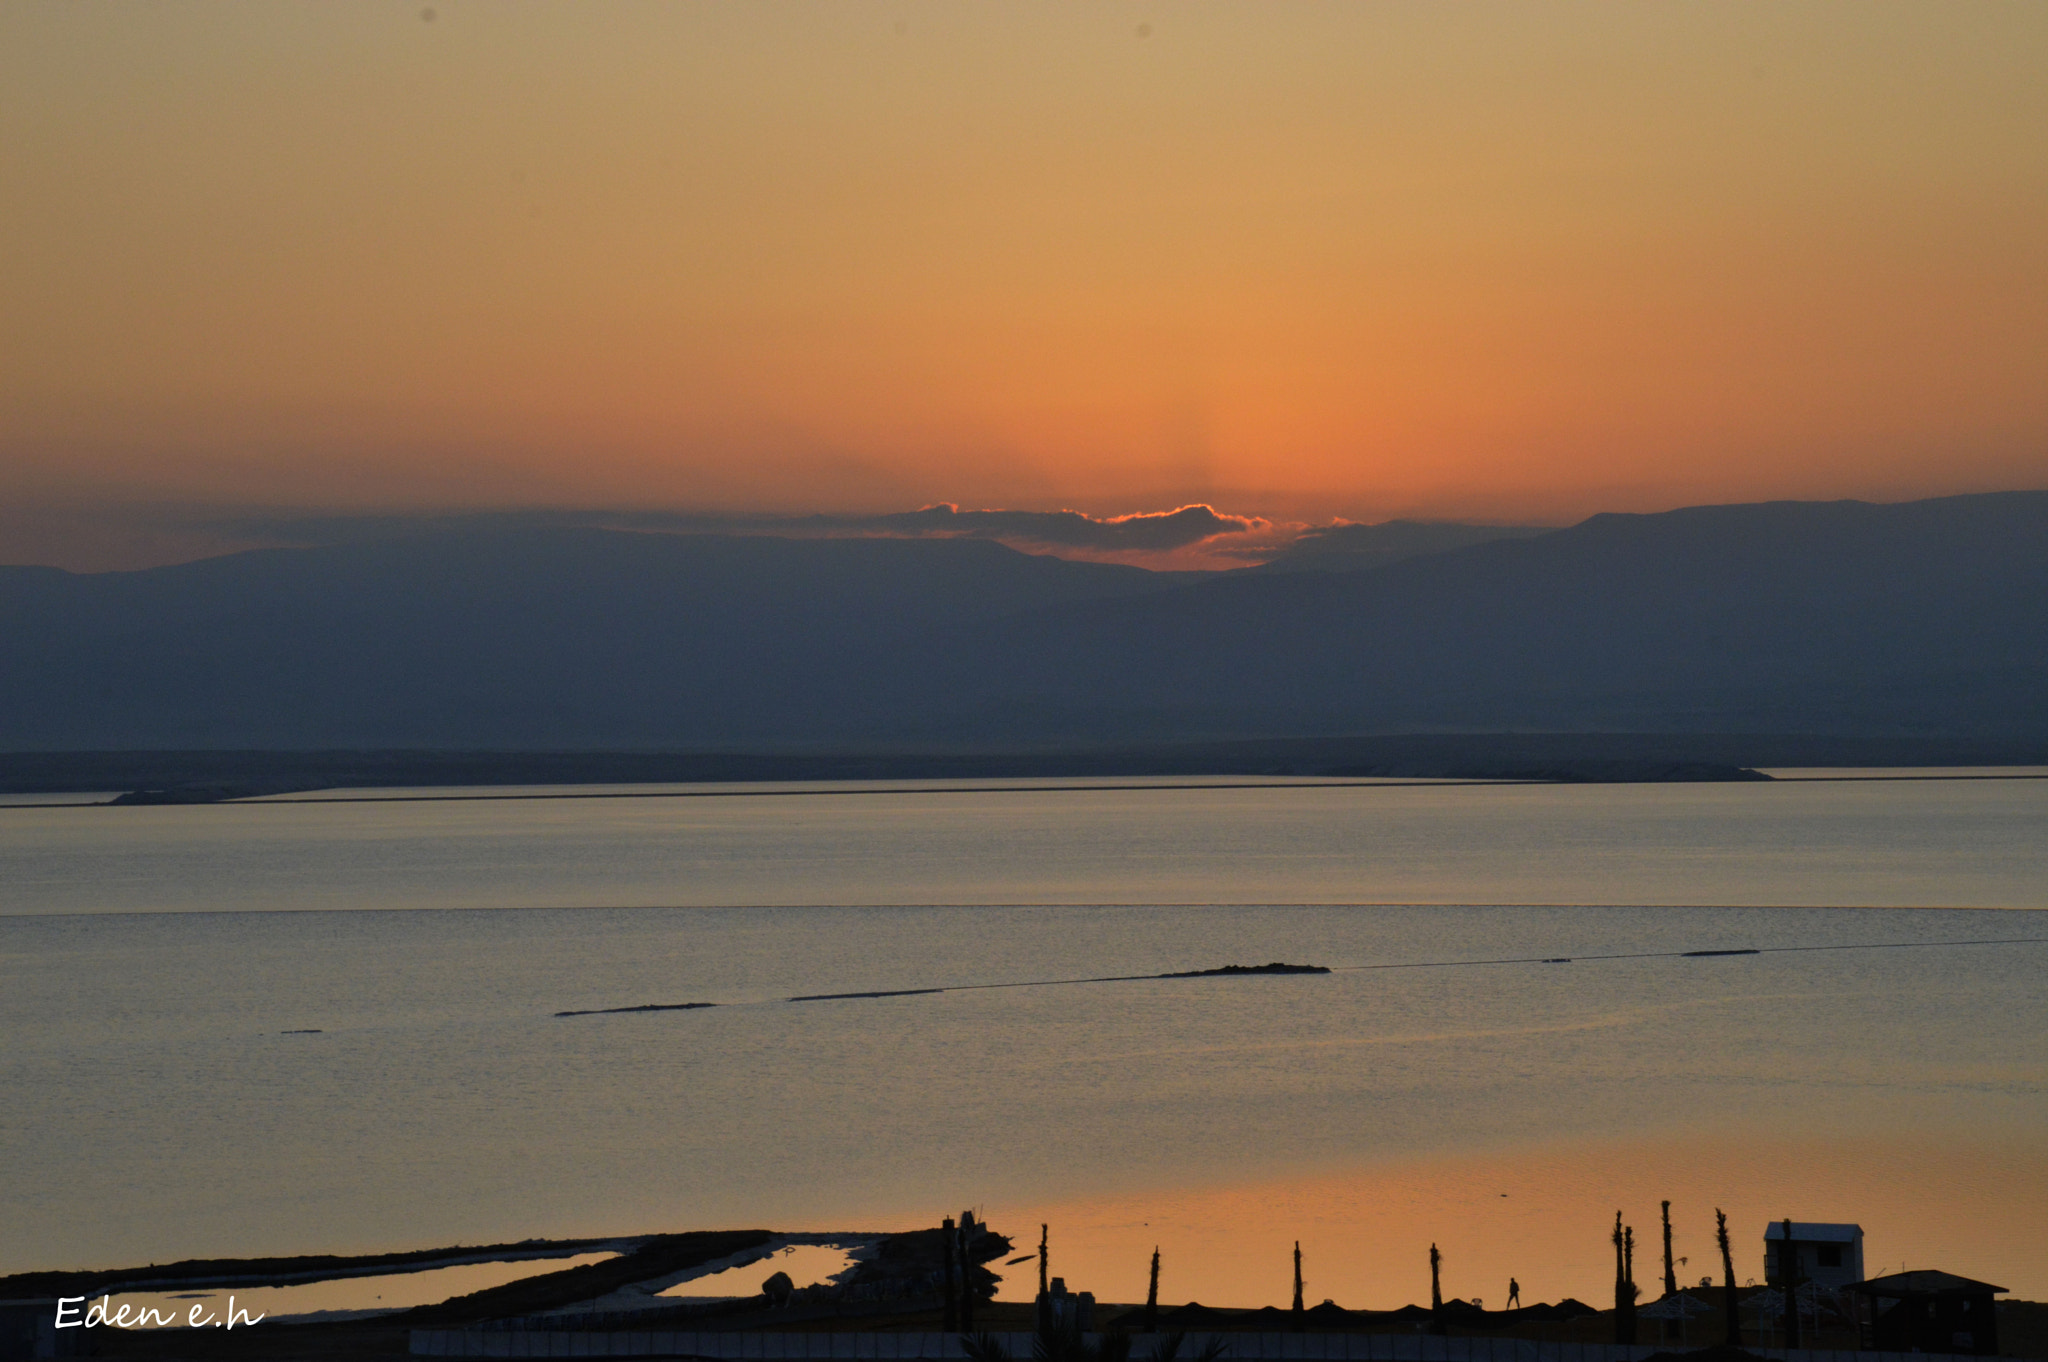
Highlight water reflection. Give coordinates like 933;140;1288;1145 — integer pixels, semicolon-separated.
4;777;2042;1303
657;1241;866;1300
98;1251;617;1325
992;1135;2046;1308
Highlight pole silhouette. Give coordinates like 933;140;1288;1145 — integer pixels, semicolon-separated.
1430;1244;1443;1313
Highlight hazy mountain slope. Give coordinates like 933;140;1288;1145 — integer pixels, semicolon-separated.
932;492;2048;737
0;529;1186;747
1242;520;1547;573
2;493;2044;748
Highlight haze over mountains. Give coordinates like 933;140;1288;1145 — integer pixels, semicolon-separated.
1245;520;1547;572
3;493;2044;752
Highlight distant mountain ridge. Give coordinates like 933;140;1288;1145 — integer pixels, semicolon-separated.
920;491;2048;739
1242;519;1547;572
3;492;2044;749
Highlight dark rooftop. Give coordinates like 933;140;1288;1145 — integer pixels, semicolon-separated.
1763;1222;1862;1242
1851;1270;2007;1297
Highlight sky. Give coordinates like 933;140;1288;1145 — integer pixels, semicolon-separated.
4;2;2047;570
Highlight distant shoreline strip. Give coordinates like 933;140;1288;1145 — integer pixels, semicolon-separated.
18;766;2048;809
142;779;1540;805
1765;772;2048;782
554;936;2045;1016
9;898;2046;920
0;778;1539;809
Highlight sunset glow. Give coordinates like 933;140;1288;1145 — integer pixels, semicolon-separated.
7;11;2047;1346
5;3;2047;568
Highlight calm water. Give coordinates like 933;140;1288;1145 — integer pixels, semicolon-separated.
102;1252;618;1326
2;776;2044;1305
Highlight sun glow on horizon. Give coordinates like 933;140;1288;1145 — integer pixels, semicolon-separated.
3;3;2046;569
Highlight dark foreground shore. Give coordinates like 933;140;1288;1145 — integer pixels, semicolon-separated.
6;1229;2044;1362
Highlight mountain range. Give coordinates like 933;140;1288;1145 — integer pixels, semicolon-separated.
3;492;2044;751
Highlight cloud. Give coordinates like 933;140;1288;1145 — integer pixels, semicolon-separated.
862;503;1268;551
217;503;1274;555
4;498;1550;574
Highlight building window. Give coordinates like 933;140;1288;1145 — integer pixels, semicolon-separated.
1817;1247;1842;1268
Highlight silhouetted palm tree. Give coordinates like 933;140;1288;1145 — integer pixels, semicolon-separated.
1032;1318;1088;1362
1624;1224;1639;1343
1144;1248;1160;1334
1613;1214;1640;1344
961;1332;1011;1362
1002;1319;1206;1362
1146;1335;1231;1362
1716;1210;1739;1347
1662;1202;1678;1298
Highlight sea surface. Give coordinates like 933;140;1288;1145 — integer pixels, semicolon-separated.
2;774;2044;1307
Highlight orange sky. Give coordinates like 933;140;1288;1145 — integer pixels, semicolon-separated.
4;3;2047;569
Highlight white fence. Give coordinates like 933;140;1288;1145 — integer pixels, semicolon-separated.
407;1329;2005;1362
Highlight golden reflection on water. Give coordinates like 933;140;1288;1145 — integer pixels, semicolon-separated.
993;1134;2046;1308
5;779;2043;1284
101;1252;618;1325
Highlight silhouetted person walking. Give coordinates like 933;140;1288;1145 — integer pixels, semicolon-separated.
1508;1278;1522;1309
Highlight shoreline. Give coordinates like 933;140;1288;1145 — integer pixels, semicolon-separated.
21;731;2048;801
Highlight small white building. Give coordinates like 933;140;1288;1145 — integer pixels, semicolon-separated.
1764;1221;1865;1290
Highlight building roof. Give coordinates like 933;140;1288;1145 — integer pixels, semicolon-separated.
1763;1222;1862;1242
1851;1270;2007;1297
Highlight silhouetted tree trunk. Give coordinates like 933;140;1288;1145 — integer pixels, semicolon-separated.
1292;1241;1305;1330
1037;1224;1050;1333
1144;1247;1160;1333
1430;1243;1443;1313
960;1218;975;1333
1781;1219;1801;1350
1622;1225;1639;1345
1614;1214;1639;1345
1716;1209;1739;1347
1613;1214;1625;1339
1662;1201;1678;1298
943;1217;959;1333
